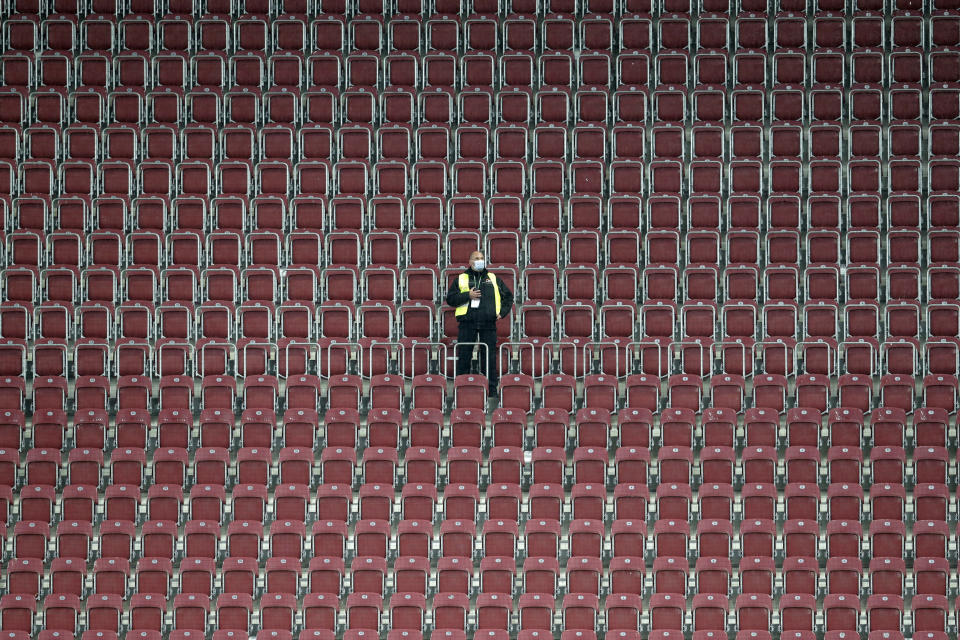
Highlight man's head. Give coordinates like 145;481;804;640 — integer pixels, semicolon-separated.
469;251;485;272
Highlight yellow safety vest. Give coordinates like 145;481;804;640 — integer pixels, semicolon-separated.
455;272;501;317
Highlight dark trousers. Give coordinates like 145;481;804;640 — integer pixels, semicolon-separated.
456;322;499;389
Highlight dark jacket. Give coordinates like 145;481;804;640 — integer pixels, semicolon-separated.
446;267;514;325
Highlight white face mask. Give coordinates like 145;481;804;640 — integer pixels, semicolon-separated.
472;259;485;271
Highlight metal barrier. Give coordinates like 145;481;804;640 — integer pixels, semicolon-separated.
542;340;584;377
585;339;628;377
449;340;490;378
279;340;318;378
673;340;708;377
713;340;750;378
403;340;447;378
319;340;359;379
278;340;452;379
198;340;238;377
499;341;537;377
239;340;277;378
359;340;404;378
628;340;669;378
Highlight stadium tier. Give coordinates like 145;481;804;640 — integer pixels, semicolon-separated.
1;0;960;639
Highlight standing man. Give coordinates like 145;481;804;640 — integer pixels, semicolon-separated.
445;250;514;395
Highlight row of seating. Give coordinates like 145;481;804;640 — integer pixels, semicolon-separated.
0;30;954;107
0;339;957;398
0;354;957;404
2;268;957;315
3;472;958;524
1;403;953;447
4;121;960;169
8;82;960;129
11;591;956;637
5;11;960;59
4;224;960;267
2;435;951;487
3;298;959;367
3;254;959;304
3;551;954;599
1;300;957;353
0;628;948;640
4;191;958;237
3;528;958;596
6;0;954;20
4;542;958;611
6;484;960;547
5;163;960;215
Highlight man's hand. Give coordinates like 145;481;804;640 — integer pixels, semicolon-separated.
469;288;481;299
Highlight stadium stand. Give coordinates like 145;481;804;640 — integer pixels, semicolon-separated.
0;0;959;637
